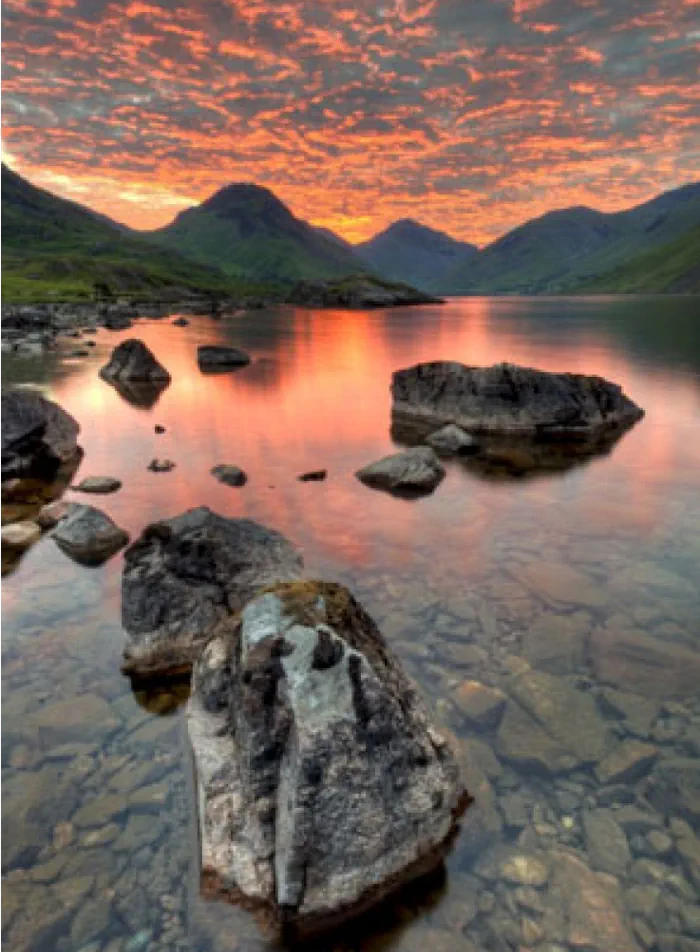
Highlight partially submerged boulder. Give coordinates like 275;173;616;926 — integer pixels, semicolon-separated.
211;464;247;487
121;507;303;677
99;339;171;384
2;390;81;482
72;476;122;494
425;423;477;456
197;345;251;371
392;362;644;439
188;580;469;938
52;503;129;566
356;446;444;495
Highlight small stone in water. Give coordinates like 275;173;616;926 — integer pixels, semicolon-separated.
148;459;175;473
501;854;550;886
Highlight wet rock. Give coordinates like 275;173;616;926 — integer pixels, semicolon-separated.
590;624;700;698
31;693;119;748
499;791;532;830
52;503;129;565
72;793;129;829
188;580;469;939
614;805;664;837
172;317;189;327
356;446;445;495
597;688;660;737
36;500;69;529
582;809;631;877
522;610;590;674
454;680;506;730
542;849;642;952
100;339;170;383
1;881;71;951
154;424;166;433
425;423;477;456
147;458;175;472
595;739;659;784
69;899;111;945
611;561;695;598
645;759;700;826
497;666;611;774
475;844;549;886
510;560;607;609
80;823;120;848
197;345;251;371
392;361;643;436
657;935;700;952
2;389;81;481
1;520;41;551
298;469;328;482
73;476;122;494
211;464;247;487
103;314;133;330
121;506;303;677
646;830;674;857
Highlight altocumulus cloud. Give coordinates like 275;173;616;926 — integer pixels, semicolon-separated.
2;0;699;242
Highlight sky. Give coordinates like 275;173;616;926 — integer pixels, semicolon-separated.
2;0;699;244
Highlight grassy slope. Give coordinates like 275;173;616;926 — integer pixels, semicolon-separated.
571;224;700;294
2;165;240;302
439;183;700;294
148;184;370;282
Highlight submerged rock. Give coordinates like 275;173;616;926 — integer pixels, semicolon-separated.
590;623;700;698
52;503;129;565
425;424;477;456
197;345;251;371
211;464;247;487
99;339;171;383
392;361;644;438
121;507;303;677
1;390;81;481
188;580;469;938
356;446;444;495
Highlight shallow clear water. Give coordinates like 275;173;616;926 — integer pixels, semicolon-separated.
2;296;700;952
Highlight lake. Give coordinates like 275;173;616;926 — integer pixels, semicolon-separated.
2;295;700;952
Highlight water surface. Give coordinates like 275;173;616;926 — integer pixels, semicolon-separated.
3;296;699;952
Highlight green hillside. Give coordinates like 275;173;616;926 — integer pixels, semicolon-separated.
1;164;239;302
148;183;371;282
572;224;700;294
439;182;700;294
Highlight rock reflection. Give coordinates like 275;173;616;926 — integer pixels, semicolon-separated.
391;418;637;481
101;376;170;409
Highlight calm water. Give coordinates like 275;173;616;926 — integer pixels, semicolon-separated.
2;296;700;952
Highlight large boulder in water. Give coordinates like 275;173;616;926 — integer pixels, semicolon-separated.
52;503;129;565
1;390;81;481
392;362;644;439
121;507;303;677
188;580;469;939
99;339;171;383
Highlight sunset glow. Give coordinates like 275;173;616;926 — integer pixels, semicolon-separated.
3;0;699;243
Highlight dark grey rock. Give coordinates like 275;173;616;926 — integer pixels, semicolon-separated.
356;446;444;495
52;503;129;565
1;389;81;481
147;459;175;472
188;580;469;938
211;464;247;487
645;758;700;826
197;345;250;371
100;339;171;383
121;506;303;677
298;469;328;482
103;315;133;330
392;361;644;437
582;809;631;877
172;318;189;327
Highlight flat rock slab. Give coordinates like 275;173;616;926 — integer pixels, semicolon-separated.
392;361;644;437
52;503;129;566
590;624;700;698
356;446;444;495
121;506;303;677
188;581;469;939
1;390;81;481
72;476;122;494
510;560;607;609
197;345;251;371
100;339;170;383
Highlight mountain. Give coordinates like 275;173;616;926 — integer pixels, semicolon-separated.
572;223;700;294
1;164;238;302
148;183;370;282
356;219;477;291
439;182;700;294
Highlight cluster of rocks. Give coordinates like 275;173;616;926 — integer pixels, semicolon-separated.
284;276;442;309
